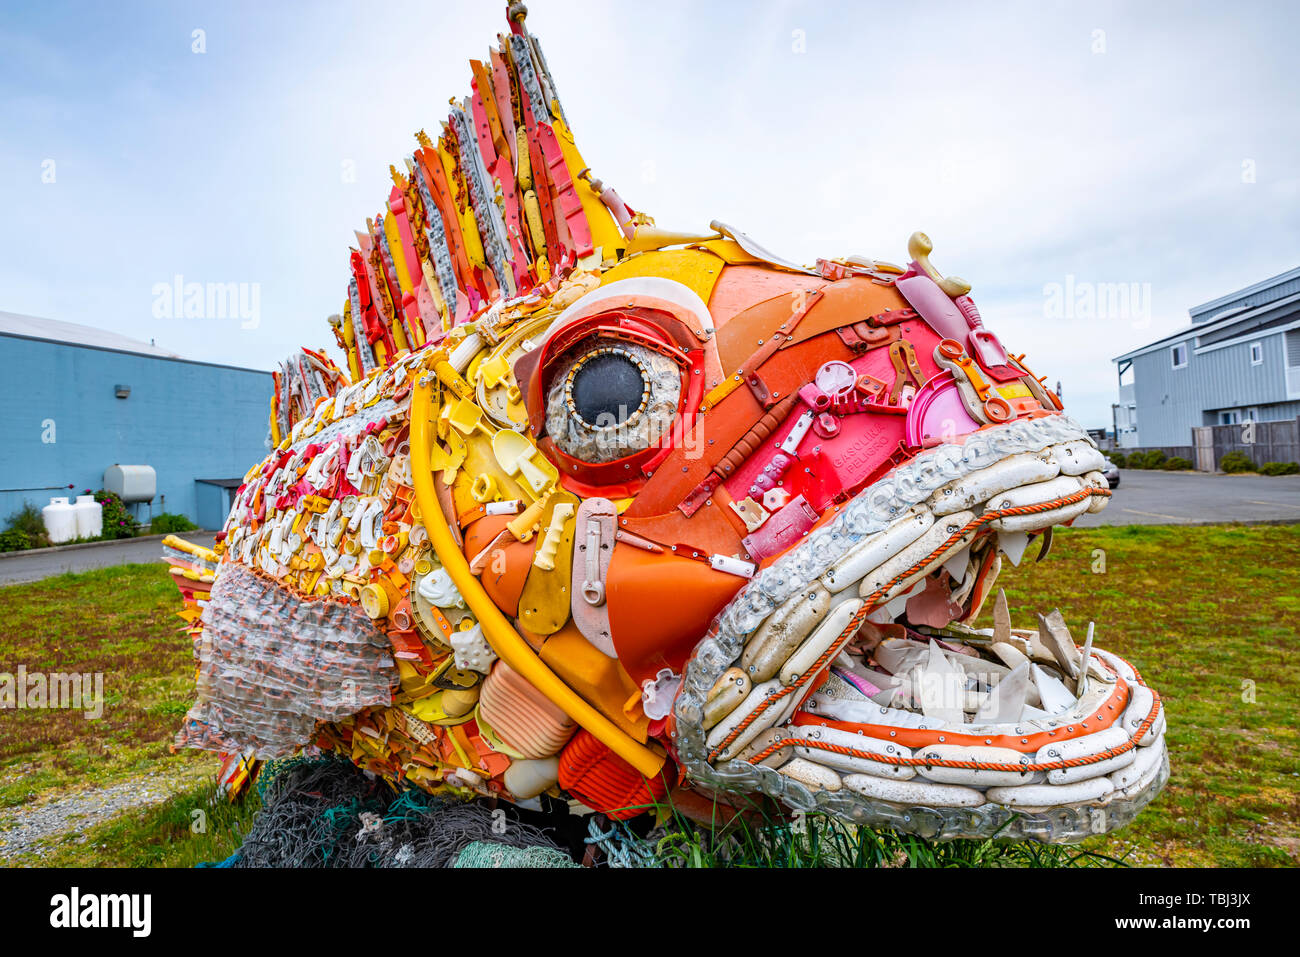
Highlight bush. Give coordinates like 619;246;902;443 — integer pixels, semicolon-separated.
1107;452;1127;468
94;489;139;539
1219;451;1257;473
1125;449;1167;470
1162;456;1194;471
4;501;50;548
0;529;32;552
152;512;198;533
1260;461;1300;476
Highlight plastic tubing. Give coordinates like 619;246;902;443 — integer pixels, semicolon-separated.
409;372;666;778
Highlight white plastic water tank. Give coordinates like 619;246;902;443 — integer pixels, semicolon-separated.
104;465;156;503
43;497;78;544
73;494;103;539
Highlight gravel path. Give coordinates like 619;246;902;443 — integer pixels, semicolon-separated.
0;763;212;863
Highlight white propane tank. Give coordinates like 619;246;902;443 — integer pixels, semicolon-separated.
73;494;103;539
103;465;156;504
42;497;78;544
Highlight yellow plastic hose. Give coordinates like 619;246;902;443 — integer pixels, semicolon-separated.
408;373;666;778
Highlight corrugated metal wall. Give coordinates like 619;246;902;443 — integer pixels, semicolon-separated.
1128;329;1294;446
0;335;273;528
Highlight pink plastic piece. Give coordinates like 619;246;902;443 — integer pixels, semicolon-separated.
814;412;840;438
798;382;831;412
905;372;980;448
814;360;857;397
742;494;818;562
895;273;970;342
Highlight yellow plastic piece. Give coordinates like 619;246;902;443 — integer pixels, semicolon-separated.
438;144;486;269
506;494;551;543
531;501;574;572
907;231;971;298
551;115;624;260
383;212;414;295
410;375;665;778
519;493;577;636
360;583;390;619
601;248;725;309
491;428;558;498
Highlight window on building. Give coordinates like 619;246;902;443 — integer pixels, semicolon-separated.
1250;342;1263;365
1171;343;1188;369
1219;410;1240;425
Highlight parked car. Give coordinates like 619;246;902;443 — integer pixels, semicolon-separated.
1101;461;1121;488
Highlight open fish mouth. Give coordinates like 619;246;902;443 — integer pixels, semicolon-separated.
672;413;1169;842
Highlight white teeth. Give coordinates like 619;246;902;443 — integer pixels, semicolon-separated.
1031;664;1076;715
990;641;1029;669
929;451;1059;517
915;642;965;725
997;530;1031;566
1037;610;1081;678
974;660;1032;723
942;545;972;584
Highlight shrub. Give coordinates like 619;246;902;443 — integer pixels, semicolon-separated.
1107;452;1127;468
0;529;32;552
152;512;198;533
1125;449;1167;470
94;489;139;539
4;501;50;548
1219;451;1257;473
1259;461;1300;476
1162;456;1194;471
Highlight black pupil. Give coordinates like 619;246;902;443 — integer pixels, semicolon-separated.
571;352;644;426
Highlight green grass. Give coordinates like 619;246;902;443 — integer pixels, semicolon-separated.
974;523;1300;867
1;526;1296;867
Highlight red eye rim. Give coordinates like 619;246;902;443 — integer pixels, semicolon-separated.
525;308;706;497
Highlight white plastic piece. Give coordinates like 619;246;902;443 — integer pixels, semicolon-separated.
974;661;1032;723
822;505;933;592
779;599;863;685
1109;736;1164;791
1140;706;1165;746
640;668;681;721
990;499;1091;533
778;410;816;454
1035;725;1127;778
843;774;985;807
985;775;1114;807
856;512;976;601
503;756;559;800
742;587;832;681
710;554;757;578
485;500;523;515
451;622;496;674
778;757;842;791
1053;440;1107;476
915;641;965;726
791;724;916;779
928;452;1058;517
1031;664;1075;715
916;744;1039;787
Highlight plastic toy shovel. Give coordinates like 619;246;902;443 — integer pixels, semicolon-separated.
492;428;559;498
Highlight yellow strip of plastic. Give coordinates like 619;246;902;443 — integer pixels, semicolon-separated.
409;372;666;778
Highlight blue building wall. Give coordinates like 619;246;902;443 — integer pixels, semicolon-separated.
1126;328;1296;446
0;334;273;529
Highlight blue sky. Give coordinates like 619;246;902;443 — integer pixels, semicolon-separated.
2;0;1297;430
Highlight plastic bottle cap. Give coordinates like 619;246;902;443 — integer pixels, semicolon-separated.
360;583;390;619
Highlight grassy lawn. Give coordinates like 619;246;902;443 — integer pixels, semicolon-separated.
0;525;1296;867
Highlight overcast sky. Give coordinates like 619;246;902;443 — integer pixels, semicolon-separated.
2;0;1297;429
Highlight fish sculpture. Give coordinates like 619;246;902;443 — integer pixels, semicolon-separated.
168;1;1168;842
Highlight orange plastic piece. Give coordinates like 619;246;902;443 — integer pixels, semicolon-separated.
606;543;745;686
557;728;674;820
539;623;651;743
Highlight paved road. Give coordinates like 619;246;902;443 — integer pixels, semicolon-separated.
0;532;216;586
1074;470;1300;526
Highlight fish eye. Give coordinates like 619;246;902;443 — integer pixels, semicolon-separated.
544;340;682;464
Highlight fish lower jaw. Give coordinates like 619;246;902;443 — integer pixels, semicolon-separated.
672;415;1168;842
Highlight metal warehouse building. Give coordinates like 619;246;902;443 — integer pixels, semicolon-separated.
0;311;274;530
1112;267;1300;460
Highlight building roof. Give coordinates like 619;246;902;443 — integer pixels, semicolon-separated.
0;310;182;359
1189;266;1300;324
1113;269;1300;364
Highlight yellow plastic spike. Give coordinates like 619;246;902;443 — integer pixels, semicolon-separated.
551;115;624;261
383;212;414;294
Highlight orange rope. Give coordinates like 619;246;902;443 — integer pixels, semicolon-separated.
707;487;1110;761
